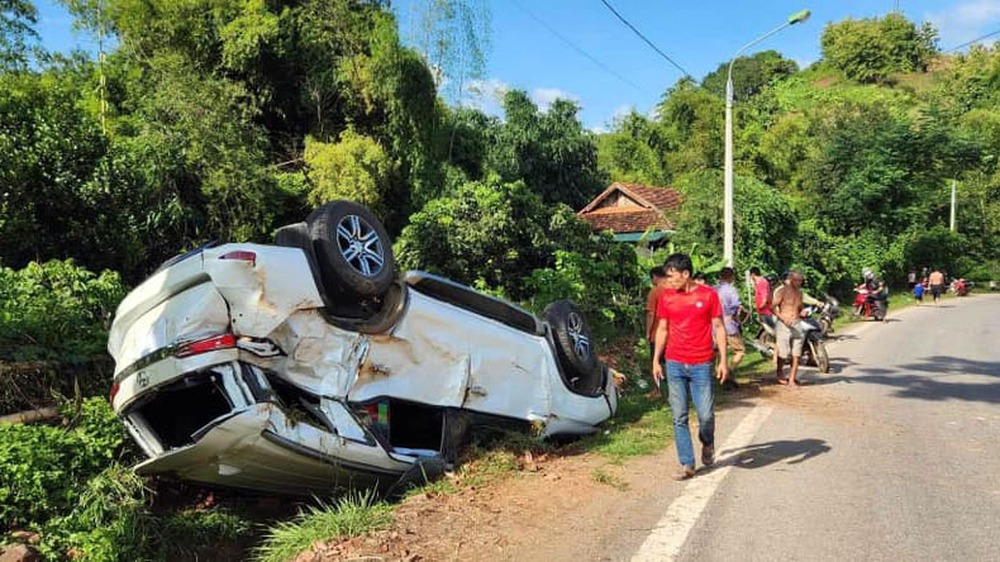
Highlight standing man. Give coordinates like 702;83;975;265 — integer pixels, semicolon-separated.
714;267;744;390
929;267;945;306
749;267;773;325
652;254;728;480
645;266;668;397
772;270;806;387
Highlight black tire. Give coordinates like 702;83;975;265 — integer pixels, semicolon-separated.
274;221;311;250
757;330;775;359
307;201;396;300
543;300;601;392
809;339;830;373
873;301;886;322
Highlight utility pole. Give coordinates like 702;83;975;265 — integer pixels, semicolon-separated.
98;0;108;134
950;180;957;232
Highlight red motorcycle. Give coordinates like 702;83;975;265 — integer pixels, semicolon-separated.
951;279;973;296
852;287;887;321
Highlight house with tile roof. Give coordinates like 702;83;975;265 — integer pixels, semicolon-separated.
576;182;682;244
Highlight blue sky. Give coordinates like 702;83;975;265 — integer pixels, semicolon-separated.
33;0;1000;129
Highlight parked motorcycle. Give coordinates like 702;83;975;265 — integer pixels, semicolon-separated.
750;316;831;374
951;278;973;296
804;295;840;337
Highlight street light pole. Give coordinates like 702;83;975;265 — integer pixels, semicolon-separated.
723;9;810;266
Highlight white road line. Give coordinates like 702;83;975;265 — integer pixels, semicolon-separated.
631;405;775;562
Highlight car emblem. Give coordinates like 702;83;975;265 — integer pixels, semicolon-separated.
137;372;149;388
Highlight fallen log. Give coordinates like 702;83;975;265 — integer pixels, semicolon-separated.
0;406;59;425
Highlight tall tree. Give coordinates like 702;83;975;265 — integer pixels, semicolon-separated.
0;0;37;68
595;110;668;185
668;169;798;272
486;90;605;209
404;0;490;104
701;50;798;102
653;77;724;177
820;13;937;83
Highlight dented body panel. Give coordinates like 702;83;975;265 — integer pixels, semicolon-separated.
108;241;616;494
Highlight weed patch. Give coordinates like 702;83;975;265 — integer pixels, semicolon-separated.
591;468;630;491
252;491;392;562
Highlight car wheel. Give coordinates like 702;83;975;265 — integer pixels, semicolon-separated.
543;300;601;391
809;339;830;373
307;200;396;301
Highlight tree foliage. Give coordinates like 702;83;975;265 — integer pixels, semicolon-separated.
304;130;396;219
820;13;937;83
668;169;798;273
0;0;36;68
701;50;798;102
394;176;554;299
486;90;606;209
2;6;999;310
653;78;723;178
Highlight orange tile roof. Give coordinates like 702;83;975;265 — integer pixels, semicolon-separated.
577;182;681;234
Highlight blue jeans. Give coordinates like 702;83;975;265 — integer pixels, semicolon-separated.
666;360;715;468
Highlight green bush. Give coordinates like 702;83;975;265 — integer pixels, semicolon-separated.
525;247;641;340
0;398;127;529
0;260;126;361
39;463;150;561
960;260;1000;283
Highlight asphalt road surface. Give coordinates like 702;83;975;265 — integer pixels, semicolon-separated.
632;293;1000;561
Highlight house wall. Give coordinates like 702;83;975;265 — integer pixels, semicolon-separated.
595;192;640;210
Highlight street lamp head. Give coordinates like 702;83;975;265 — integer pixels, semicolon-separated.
788;9;811;25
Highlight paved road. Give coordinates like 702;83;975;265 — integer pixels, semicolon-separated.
635;294;1000;561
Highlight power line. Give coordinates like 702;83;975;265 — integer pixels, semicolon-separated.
598;0;693;80
946;28;1000;52
507;0;647;94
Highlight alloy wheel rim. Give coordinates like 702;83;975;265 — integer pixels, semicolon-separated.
567;312;591;360
336;214;385;278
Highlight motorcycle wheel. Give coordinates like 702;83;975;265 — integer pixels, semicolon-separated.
873;304;886;322
809;340;830;373
757;331;775;359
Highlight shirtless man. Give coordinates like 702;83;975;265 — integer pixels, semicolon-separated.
929;268;945;306
772;270;805;386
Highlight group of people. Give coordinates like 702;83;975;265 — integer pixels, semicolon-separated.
643;253;811;481
909;267;948;305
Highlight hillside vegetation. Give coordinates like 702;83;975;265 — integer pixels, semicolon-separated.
2;2;1000;560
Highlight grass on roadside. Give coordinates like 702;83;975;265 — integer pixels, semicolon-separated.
405;428;555;501
578;392;673;463
591;468;630;491
252;490;392;562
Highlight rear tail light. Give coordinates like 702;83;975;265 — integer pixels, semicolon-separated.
175;334;237;358
218;250;256;266
364;401;389;426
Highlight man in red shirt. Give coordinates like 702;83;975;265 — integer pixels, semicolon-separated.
644;266;668;397
652;253;728;480
750;266;773;323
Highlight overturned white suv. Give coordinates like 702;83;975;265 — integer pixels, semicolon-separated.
108;201;617;495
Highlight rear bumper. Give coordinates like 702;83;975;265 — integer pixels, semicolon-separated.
121;362;415;494
133;403;412;495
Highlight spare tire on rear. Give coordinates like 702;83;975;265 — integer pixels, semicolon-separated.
306;200;396;301
543;300;603;395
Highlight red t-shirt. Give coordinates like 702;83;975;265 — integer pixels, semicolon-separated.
656;284;723;364
754;277;772;315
